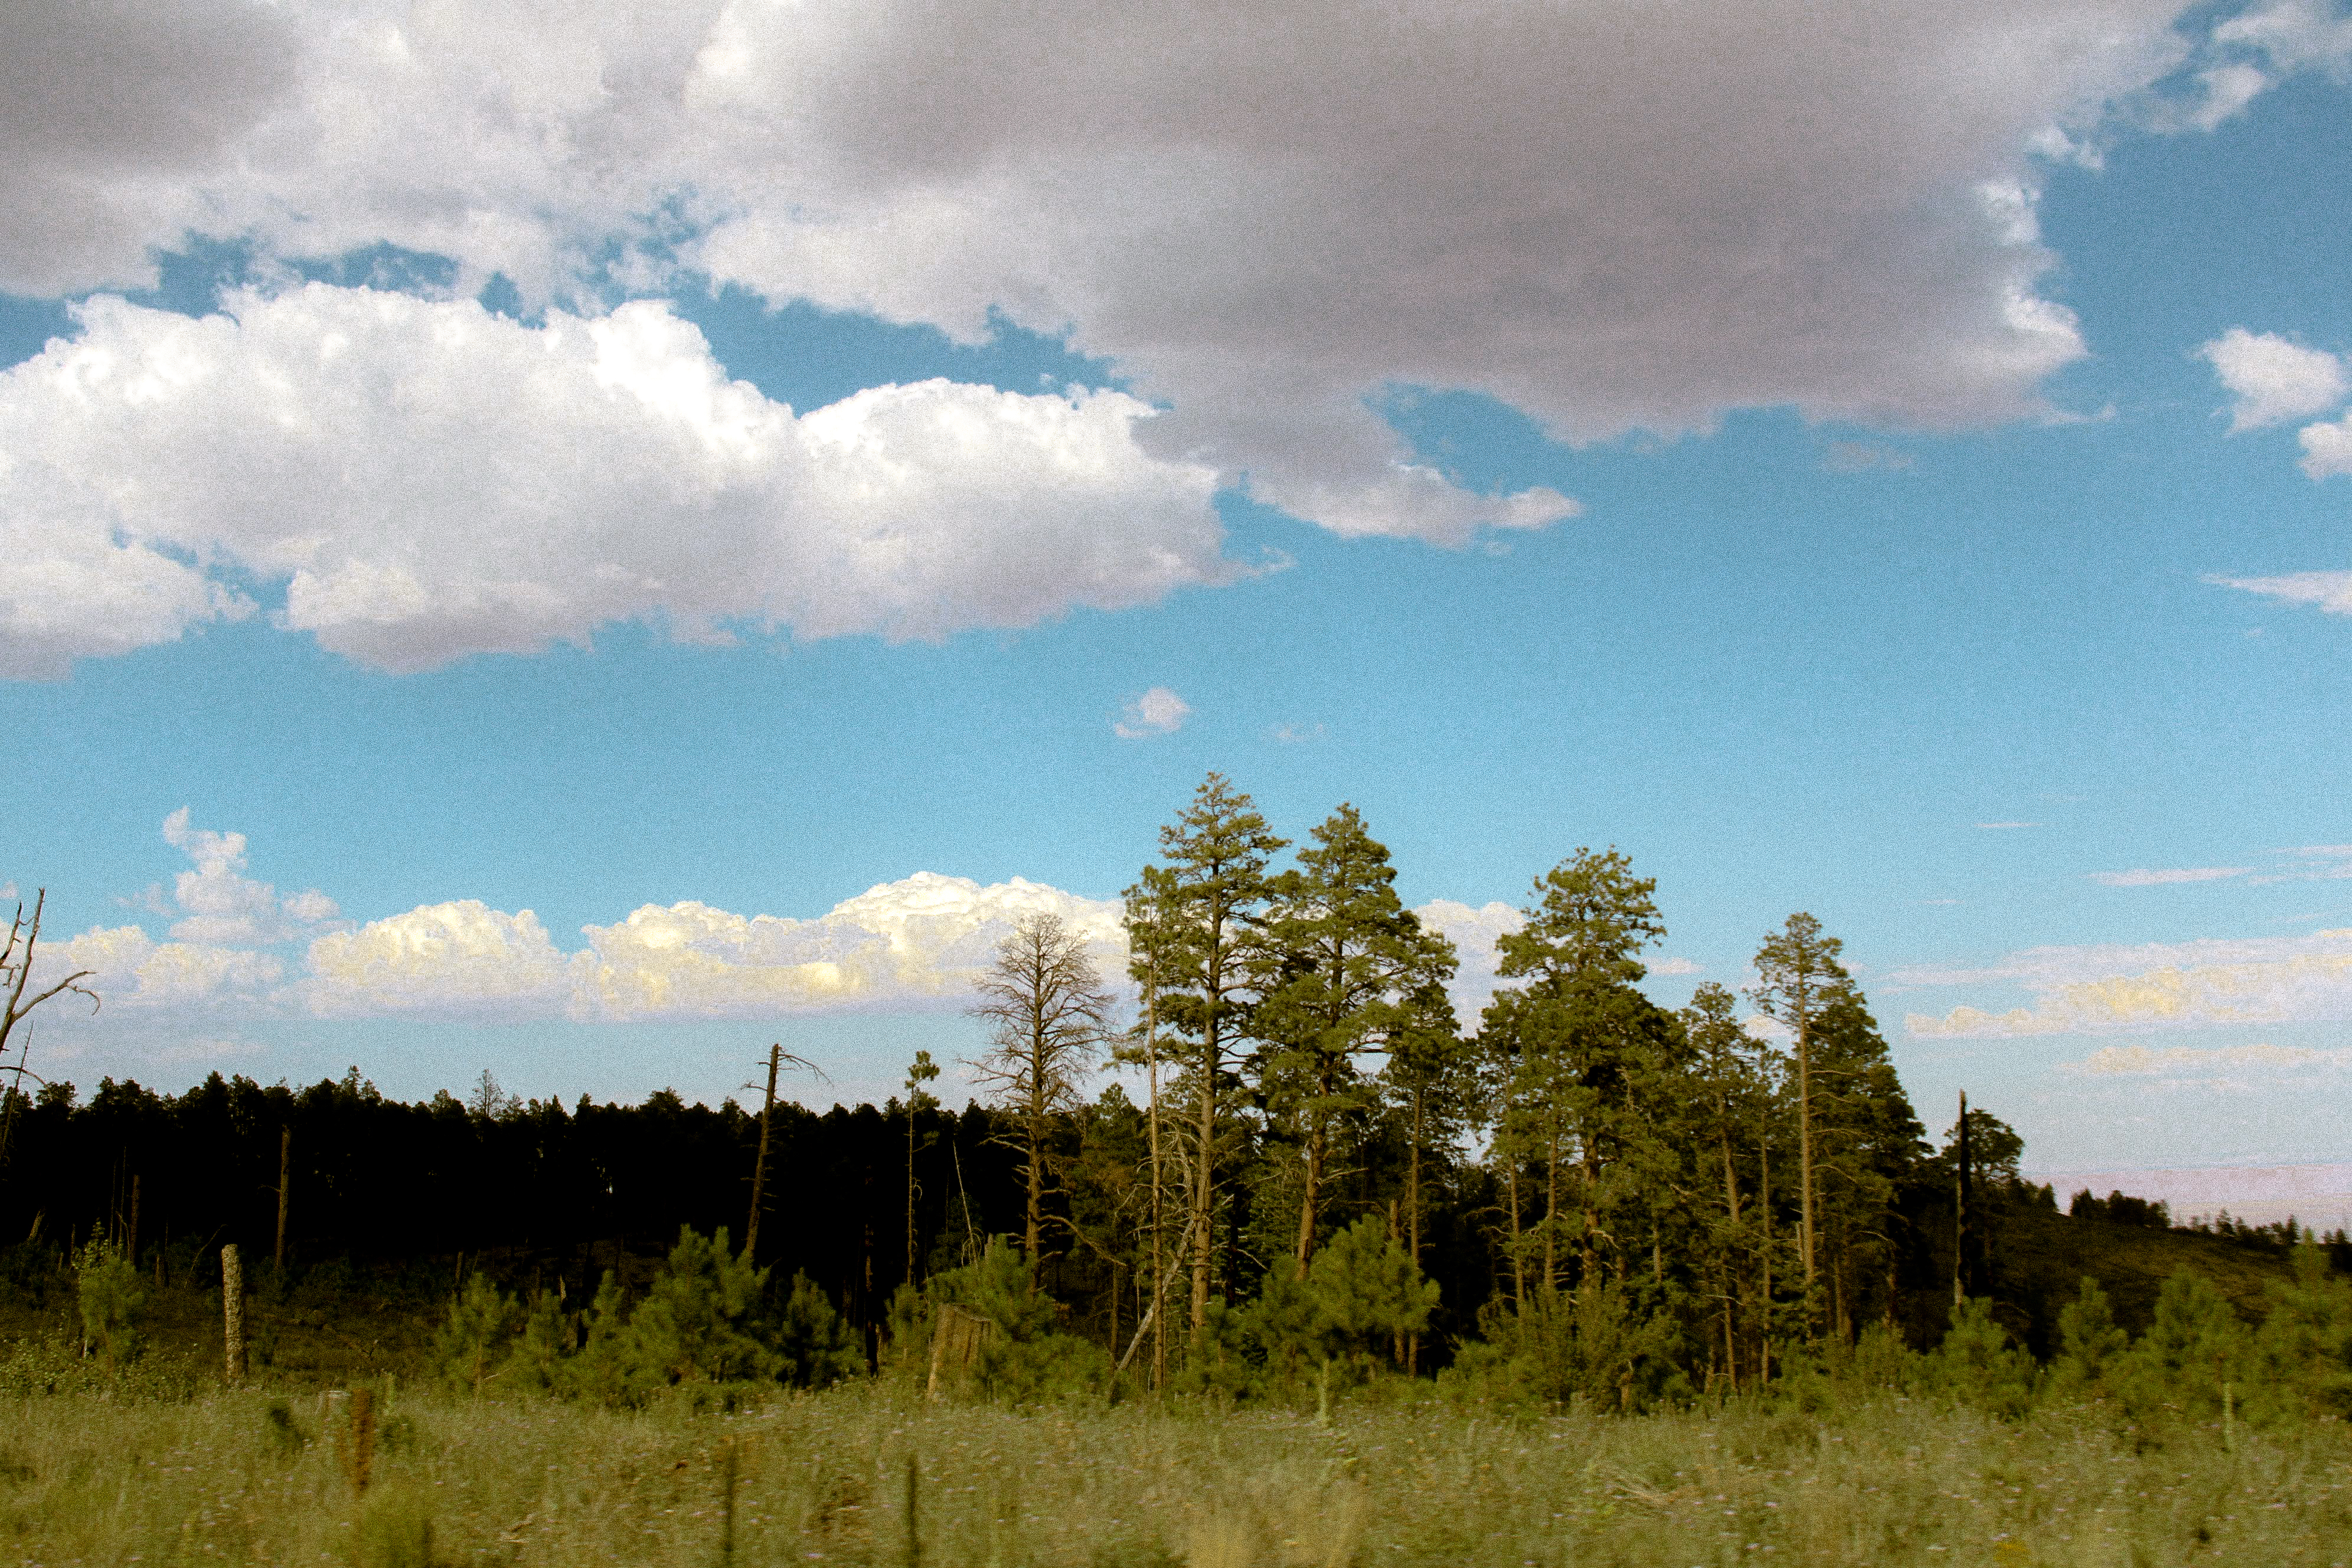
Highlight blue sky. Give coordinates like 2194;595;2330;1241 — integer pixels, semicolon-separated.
5;1;2352;1176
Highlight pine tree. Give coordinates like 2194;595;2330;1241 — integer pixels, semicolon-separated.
1678;981;1777;1387
1482;848;1665;1292
1254;804;1452;1264
1750;912;1842;1329
903;1050;940;1286
1119;870;1180;1384
1142;774;1288;1340
1381;973;1473;1373
1807;983;1926;1339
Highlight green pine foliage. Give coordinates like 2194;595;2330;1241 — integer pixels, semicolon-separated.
72;1238;145;1372
2048;1276;2129;1402
508;1290;573;1394
433;1273;517;1396
1920;1298;2034;1419
2113;1270;2250;1430
588;1228;781;1404
2247;1244;2352;1420
773;1272;862;1389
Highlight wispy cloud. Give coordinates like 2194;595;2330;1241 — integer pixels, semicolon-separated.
2063;1041;2340;1076
1113;686;1192;739
2092;866;2250;887
2087;844;2352;887
1822;440;1913;473
1270;721;1327;744
1902;927;2352;1038
2209;571;2352;615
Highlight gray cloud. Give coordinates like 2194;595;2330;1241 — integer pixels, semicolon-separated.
0;1;2296;563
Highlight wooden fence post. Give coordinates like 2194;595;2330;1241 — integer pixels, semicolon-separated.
222;1243;246;1387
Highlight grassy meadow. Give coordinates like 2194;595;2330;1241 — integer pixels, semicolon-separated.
5;1363;2352;1567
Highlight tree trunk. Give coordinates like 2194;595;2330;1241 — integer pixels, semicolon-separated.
1544;1125;1560;1292
1507;1162;1526;1312
746;1046;778;1260
1758;1140;1772;1382
1191;1010;1217;1335
1145;992;1165;1389
1387;1199;1404;1366
221;1243;246;1387
126;1172;141;1269
1719;1112;1740;1386
1955;1088;1972;1304
906;1096;919;1286
1295;1113;1324;1266
274;1126;291;1270
1025;1020;1048;1266
1407;1087;1423;1376
1797;1017;1817;1327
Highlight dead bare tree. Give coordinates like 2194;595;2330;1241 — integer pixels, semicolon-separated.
967;912;1112;1265
0;890;96;1165
743;1043;826;1260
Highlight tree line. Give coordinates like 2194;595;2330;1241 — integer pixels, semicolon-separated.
4;775;2341;1404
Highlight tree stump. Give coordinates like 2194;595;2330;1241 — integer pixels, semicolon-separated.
925;1305;994;1399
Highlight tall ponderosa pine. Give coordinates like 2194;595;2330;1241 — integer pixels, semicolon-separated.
1807;983;1926;1339
1144;773;1287;1337
903;1050;940;1285
1678;981;1781;1386
1381;974;1472;1373
968;912;1112;1266
1482;848;1665;1293
1121;868;1178;1383
1255;804;1455;1265
1749;912;1841;1326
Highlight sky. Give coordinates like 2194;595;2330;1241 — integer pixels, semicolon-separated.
5;0;2352;1178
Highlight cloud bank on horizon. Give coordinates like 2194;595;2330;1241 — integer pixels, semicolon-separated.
1902;927;2352;1037
35;813;1570;1035
6;0;2350;677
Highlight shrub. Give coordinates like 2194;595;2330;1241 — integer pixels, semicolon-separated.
775;1272;864;1389
508;1289;574;1394
432;1273;517;1395
1454;1279;1681;1412
586;1228;783;1405
926;1237;1110;1403
1922;1298;2033;1420
2113;1269;2250;1431
2047;1277;2128;1404
1303;1217;1438;1370
73;1238;145;1371
2248;1244;2352;1423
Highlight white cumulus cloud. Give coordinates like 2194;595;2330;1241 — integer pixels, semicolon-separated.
158;806;340;945
1;1;2289;561
304;873;1127;1021
2200;327;2349;432
2299;411;2352;479
1113;687;1191;740
0;286;1227;675
1413;899;1523;1018
50;923;283;1009
306;901;574;1017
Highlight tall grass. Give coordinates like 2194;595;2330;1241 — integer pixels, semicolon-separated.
2;1377;2349;1565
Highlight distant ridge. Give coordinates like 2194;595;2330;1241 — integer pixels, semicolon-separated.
2028;1163;2352;1234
